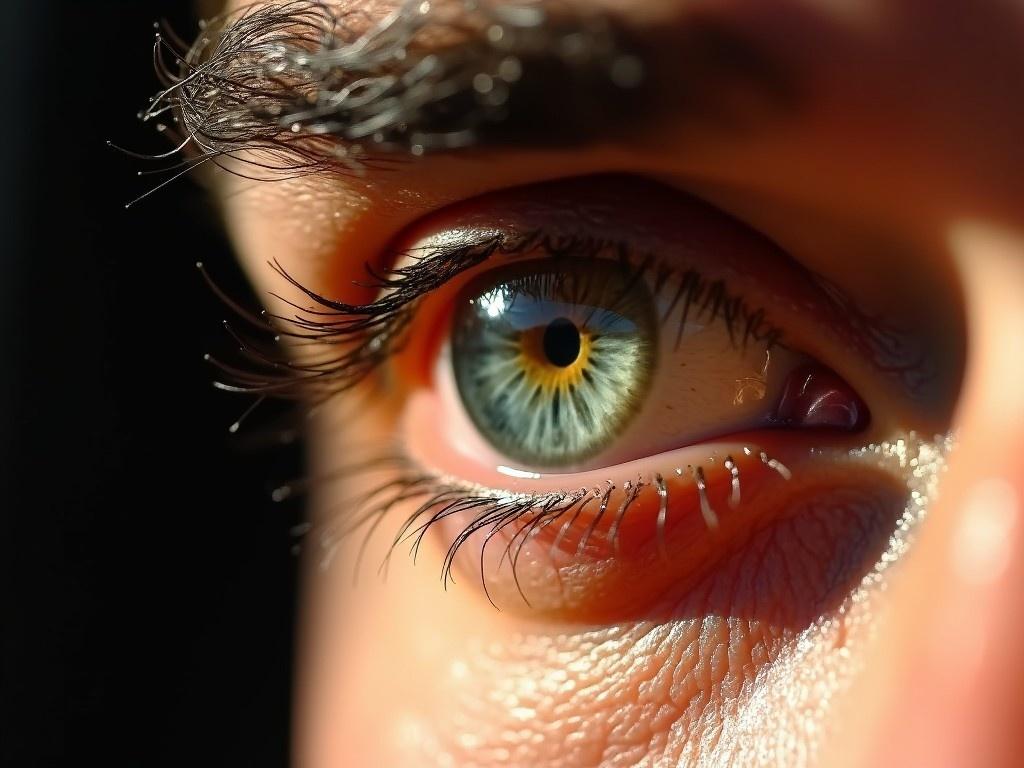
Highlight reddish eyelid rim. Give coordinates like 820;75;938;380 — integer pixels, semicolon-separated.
404;382;885;567
405;377;872;495
390;270;462;389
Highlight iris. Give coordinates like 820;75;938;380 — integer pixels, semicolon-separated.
451;259;658;468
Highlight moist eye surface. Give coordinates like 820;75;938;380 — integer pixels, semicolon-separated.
451;257;658;467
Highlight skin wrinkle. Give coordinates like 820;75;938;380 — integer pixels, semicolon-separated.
289;387;949;767
301;198;913;765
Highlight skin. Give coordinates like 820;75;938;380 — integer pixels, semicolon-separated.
211;0;1024;765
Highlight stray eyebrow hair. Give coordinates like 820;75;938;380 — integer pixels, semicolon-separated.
145;0;799;175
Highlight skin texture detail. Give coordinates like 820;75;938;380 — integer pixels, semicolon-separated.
422;485;902;767
291;409;941;766
188;0;1024;765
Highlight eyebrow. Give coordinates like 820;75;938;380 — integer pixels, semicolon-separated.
146;0;800;172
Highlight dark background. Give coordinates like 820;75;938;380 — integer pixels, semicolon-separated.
2;2;301;766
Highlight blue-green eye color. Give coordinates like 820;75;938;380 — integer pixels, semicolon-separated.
451;259;658;469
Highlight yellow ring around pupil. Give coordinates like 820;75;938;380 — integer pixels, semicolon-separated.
517;324;594;390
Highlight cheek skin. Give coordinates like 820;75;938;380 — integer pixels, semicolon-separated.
429;486;901;768
295;400;914;768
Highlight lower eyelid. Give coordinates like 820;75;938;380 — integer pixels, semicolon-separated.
399;386;923;617
415;448;914;621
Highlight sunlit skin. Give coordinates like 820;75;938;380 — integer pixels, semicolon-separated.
207;0;1024;765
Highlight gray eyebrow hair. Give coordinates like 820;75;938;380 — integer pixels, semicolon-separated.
143;0;798;176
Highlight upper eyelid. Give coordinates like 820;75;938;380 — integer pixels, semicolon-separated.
204;225;789;406
204;163;934;429
448;242;787;352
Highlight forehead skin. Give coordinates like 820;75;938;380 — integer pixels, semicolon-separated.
210;1;1024;767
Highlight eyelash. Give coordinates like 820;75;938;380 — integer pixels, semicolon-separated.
280;439;804;606
302;452;612;604
203;228;784;409
282;451;662;605
133;3;939;607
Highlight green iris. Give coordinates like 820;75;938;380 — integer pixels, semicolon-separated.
451;259;658;468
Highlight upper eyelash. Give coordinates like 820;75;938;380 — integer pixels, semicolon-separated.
202;229;517;404
203;228;784;408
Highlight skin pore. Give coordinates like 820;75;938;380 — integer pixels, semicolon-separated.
195;0;1024;765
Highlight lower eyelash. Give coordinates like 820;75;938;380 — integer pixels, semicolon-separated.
279;432;953;610
279;445;769;606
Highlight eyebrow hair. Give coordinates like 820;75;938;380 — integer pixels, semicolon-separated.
144;0;799;175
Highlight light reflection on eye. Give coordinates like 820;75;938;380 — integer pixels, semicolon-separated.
476;287;510;319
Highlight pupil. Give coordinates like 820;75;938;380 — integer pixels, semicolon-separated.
543;317;581;368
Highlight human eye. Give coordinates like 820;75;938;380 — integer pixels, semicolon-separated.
237;174;945;622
